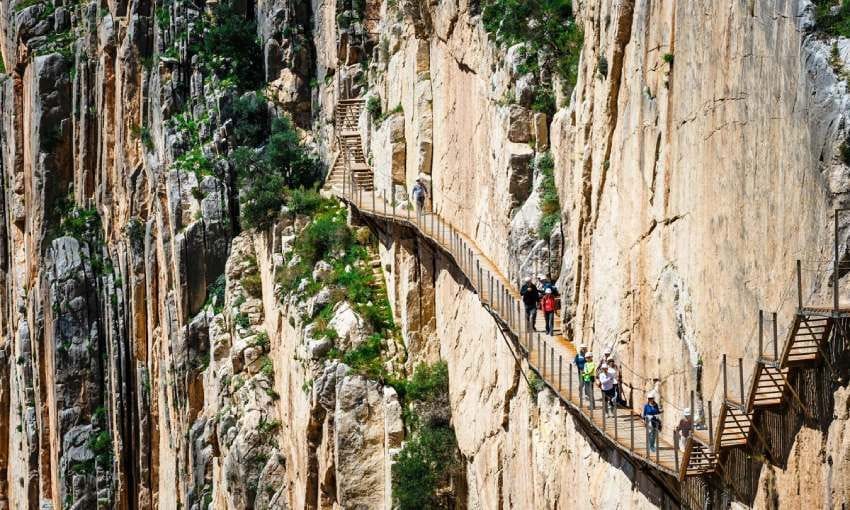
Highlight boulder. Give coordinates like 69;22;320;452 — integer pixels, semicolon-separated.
508;106;533;143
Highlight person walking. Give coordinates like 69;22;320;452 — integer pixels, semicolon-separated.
676;408;693;452
642;392;662;453
597;363;616;416
411;178;428;215
607;360;626;407
540;288;557;336
520;276;540;331
538;273;559;296
575;345;587;401
582;352;597;409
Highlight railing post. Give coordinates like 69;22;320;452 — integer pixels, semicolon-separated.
558;356;563;392
835;210;840;313
578;364;583;409
707;400;714;448
540;340;546;380
797;259;803;310
550;345;554;384
674;430;680;474
758;309;764;359
656;431;660;464
645;421;650;457
773;311;779;360
630;387;635;451
722;354;728;400
602;388;607;429
614;390;619;440
538;337;543;373
738;357;744;405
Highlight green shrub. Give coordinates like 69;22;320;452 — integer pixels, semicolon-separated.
286;188;325;216
392;425;461;509
264;118;323;189
536;153;561;239
341;334;387;379
194;3;264;92
482;0;583;89
366;96;382;119
404;361;449;402
55;201;101;242
295;212;353;265
230;93;269;147
662;53;674;65
237;118;323;230
242;273;262;298
814;1;850;37
206;274;226;313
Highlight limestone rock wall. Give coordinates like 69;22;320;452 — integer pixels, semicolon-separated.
0;0;848;507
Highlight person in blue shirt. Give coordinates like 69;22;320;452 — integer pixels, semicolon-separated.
574;345;587;396
537;273;559;296
642;392;662;452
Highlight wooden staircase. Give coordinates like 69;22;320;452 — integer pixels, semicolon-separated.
331;99;374;192
680;305;837;479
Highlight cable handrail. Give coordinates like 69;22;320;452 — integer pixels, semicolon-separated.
328;98;845;483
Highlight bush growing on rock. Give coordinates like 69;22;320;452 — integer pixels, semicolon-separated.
392;361;461;509
482;0;583;90
194;3;264;92
237;118;323;230
814;0;850;37
536;153;561;239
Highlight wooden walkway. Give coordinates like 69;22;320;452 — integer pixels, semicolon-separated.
326;98;846;489
325;99;684;478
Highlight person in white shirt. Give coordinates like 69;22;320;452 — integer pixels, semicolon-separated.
597;363;616;416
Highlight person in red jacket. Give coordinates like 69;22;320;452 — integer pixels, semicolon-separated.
540;288;557;336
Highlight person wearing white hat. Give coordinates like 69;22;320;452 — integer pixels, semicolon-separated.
597;362;616;416
541;287;557;335
676;407;693;451
642;392;662;453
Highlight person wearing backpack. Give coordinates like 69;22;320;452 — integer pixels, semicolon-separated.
540;288;557;336
411;178;427;214
520;276;541;331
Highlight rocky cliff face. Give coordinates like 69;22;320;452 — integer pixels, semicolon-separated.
0;0;848;508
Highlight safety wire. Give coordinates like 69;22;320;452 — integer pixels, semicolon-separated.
337;100;842;454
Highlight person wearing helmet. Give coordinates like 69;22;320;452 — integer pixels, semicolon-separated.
538;273;559;297
676;408;693;451
642;391;662;453
597;362;616;416
540;287;557;336
520;275;541;331
581;352;596;409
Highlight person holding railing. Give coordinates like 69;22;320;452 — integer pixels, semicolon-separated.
520;276;541;331
643;392;662;453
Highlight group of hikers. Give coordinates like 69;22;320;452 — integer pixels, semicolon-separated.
415;186;697;455
520;274;560;335
573;344;693;453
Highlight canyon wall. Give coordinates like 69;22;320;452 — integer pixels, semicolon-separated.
0;0;847;508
